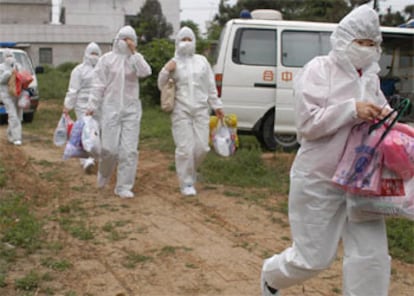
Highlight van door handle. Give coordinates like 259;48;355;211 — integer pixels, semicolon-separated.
254;83;276;88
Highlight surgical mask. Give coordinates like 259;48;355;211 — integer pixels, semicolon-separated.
117;39;130;55
177;41;194;56
89;55;99;66
5;56;15;67
345;42;380;69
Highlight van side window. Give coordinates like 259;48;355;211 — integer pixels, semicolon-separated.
233;29;277;66
282;31;331;67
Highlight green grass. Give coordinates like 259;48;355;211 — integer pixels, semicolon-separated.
386;218;414;263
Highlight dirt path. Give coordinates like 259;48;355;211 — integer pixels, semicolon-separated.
0;102;413;295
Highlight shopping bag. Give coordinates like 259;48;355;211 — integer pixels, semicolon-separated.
53;113;73;147
17;71;33;89
332;99;410;196
63;118;88;160
81;116;101;157
381;123;414;180
160;78;175;112
7;71;19;97
211;119;237;157
210;114;239;149
347;171;414;221
18;89;31;109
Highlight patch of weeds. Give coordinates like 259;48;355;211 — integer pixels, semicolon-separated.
234;241;257;252
15;270;40;291
122;251;152;269
46;242;64;252
223;191;242;197
65;291;77;296
168;162;176;171
35;159;54;167
332;287;341;294
0;163;7;187
270;217;288;227
0;273;6;287
41;257;72;271
281;236;290;241
158;246;192;257
277;200;289;215
0;194;43;251
59;217;94;241
185;263;198;269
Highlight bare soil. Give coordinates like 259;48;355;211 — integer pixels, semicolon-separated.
0;101;413;296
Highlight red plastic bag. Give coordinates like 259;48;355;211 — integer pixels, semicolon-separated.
381;126;414;180
7;70;33;97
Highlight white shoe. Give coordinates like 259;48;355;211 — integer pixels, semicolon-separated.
261;273;279;296
83;158;95;174
97;172;109;189
13;140;22;146
181;185;197;196
115;190;134;198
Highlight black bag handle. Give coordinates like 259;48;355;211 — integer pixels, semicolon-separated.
368;98;411;146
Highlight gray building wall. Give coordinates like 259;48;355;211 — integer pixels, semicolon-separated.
62;0;180;37
0;0;52;24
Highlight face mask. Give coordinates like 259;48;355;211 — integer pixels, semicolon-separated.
117;39;130;55
5;56;15;67
178;41;195;56
345;42;380;69
89;55;99;66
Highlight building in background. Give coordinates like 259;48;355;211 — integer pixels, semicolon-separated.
0;0;180;66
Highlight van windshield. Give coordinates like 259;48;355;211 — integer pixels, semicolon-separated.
0;51;34;74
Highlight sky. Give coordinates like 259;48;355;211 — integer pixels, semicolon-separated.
180;0;413;34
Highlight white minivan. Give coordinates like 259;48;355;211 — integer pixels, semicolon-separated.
213;11;414;150
0;47;42;124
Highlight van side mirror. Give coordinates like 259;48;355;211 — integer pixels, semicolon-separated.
35;66;44;74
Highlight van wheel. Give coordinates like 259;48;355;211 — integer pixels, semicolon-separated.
0;114;7;125
261;113;298;151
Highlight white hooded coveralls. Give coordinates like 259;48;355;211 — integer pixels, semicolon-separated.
87;26;151;193
64;42;102;168
157;27;223;189
262;5;391;296
0;49;22;143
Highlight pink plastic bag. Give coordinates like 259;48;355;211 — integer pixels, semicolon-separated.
332;122;385;196
381;127;414;180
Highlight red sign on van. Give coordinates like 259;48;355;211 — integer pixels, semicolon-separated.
263;70;274;81
281;71;293;81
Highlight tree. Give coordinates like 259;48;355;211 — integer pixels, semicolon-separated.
380;6;406;26
133;0;173;43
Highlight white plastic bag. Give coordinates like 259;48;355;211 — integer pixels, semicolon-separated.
63;118;88;160
212;120;235;157
347;170;414;221
18;90;31;109
53;113;73;147
81;116;101;157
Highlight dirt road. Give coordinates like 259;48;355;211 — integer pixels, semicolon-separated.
0;102;413;295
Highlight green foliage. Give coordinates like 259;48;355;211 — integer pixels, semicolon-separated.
37;63;73;100
0;195;43;251
380;7;406;26
139;38;175;106
386;218;414;264
140;106;174;152
133;0;173;42
14;270;40;291
0;161;6;188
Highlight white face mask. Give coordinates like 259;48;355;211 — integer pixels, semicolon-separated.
345;42;380;69
117;39;130;55
178;41;195;56
89;55;99;66
5;56;15;67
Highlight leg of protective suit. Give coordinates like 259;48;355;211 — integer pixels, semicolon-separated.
172;114;196;188
262;176;347;290
192;111;210;172
2;97;22;142
114;111;140;193
342;218;390;296
99;120;120;182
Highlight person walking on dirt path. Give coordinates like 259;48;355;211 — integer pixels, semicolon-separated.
86;25;151;199
157;26;224;197
261;5;392;296
0;49;24;146
63;42;102;173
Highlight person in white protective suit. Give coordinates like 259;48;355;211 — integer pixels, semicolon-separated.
63;42;102;173
261;5;393;296
158;27;224;196
86;26;151;198
0;49;23;146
